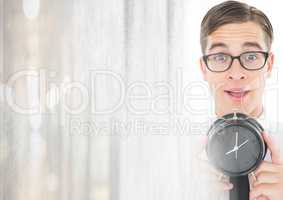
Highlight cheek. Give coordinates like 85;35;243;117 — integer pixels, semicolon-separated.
206;74;227;88
250;88;264;98
248;72;267;89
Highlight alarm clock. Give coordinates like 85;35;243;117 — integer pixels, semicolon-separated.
206;112;267;177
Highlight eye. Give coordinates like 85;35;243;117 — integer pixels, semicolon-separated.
244;53;258;61
211;54;228;62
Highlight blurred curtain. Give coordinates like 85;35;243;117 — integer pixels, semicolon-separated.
0;0;203;200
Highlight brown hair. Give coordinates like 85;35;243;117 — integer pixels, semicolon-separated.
200;0;273;54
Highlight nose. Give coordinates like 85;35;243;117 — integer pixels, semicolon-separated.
227;58;247;80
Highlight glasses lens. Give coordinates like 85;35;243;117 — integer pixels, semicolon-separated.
206;53;231;72
240;52;267;70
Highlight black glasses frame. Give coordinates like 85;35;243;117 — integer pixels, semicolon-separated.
202;51;269;72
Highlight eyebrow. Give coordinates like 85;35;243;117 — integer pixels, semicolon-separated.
242;42;263;50
208;42;264;51
208;42;228;51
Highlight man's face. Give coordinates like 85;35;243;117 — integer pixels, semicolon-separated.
200;22;274;117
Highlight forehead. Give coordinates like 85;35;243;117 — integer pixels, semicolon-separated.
206;22;267;53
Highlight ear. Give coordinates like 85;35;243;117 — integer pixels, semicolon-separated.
200;57;207;81
266;52;274;77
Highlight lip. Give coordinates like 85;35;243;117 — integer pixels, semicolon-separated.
224;88;250;102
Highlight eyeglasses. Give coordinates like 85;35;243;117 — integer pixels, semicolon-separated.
202;51;269;72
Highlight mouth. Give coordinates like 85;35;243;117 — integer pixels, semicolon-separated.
224;89;250;102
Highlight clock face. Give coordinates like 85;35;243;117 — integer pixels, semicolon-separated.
207;124;264;176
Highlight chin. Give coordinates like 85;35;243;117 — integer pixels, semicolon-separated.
216;98;248;116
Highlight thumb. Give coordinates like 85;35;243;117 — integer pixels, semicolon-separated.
263;132;282;164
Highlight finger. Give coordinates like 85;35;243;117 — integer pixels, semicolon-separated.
263;132;282;164
207;178;233;191
255;195;269;200
249;172;262;189
253;171;280;186
250;183;276;199
197;160;233;190
195;135;208;159
255;161;279;176
198;158;223;178
216;181;233;191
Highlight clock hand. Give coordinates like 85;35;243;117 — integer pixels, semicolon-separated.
235;132;238;147
236;147;238;160
237;139;249;150
225;146;238;155
225;139;249;156
235;132;238;160
226;132;239;157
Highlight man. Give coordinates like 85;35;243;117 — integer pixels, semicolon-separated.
199;1;283;199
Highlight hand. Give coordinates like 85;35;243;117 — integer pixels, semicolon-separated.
197;136;233;192
249;132;283;200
